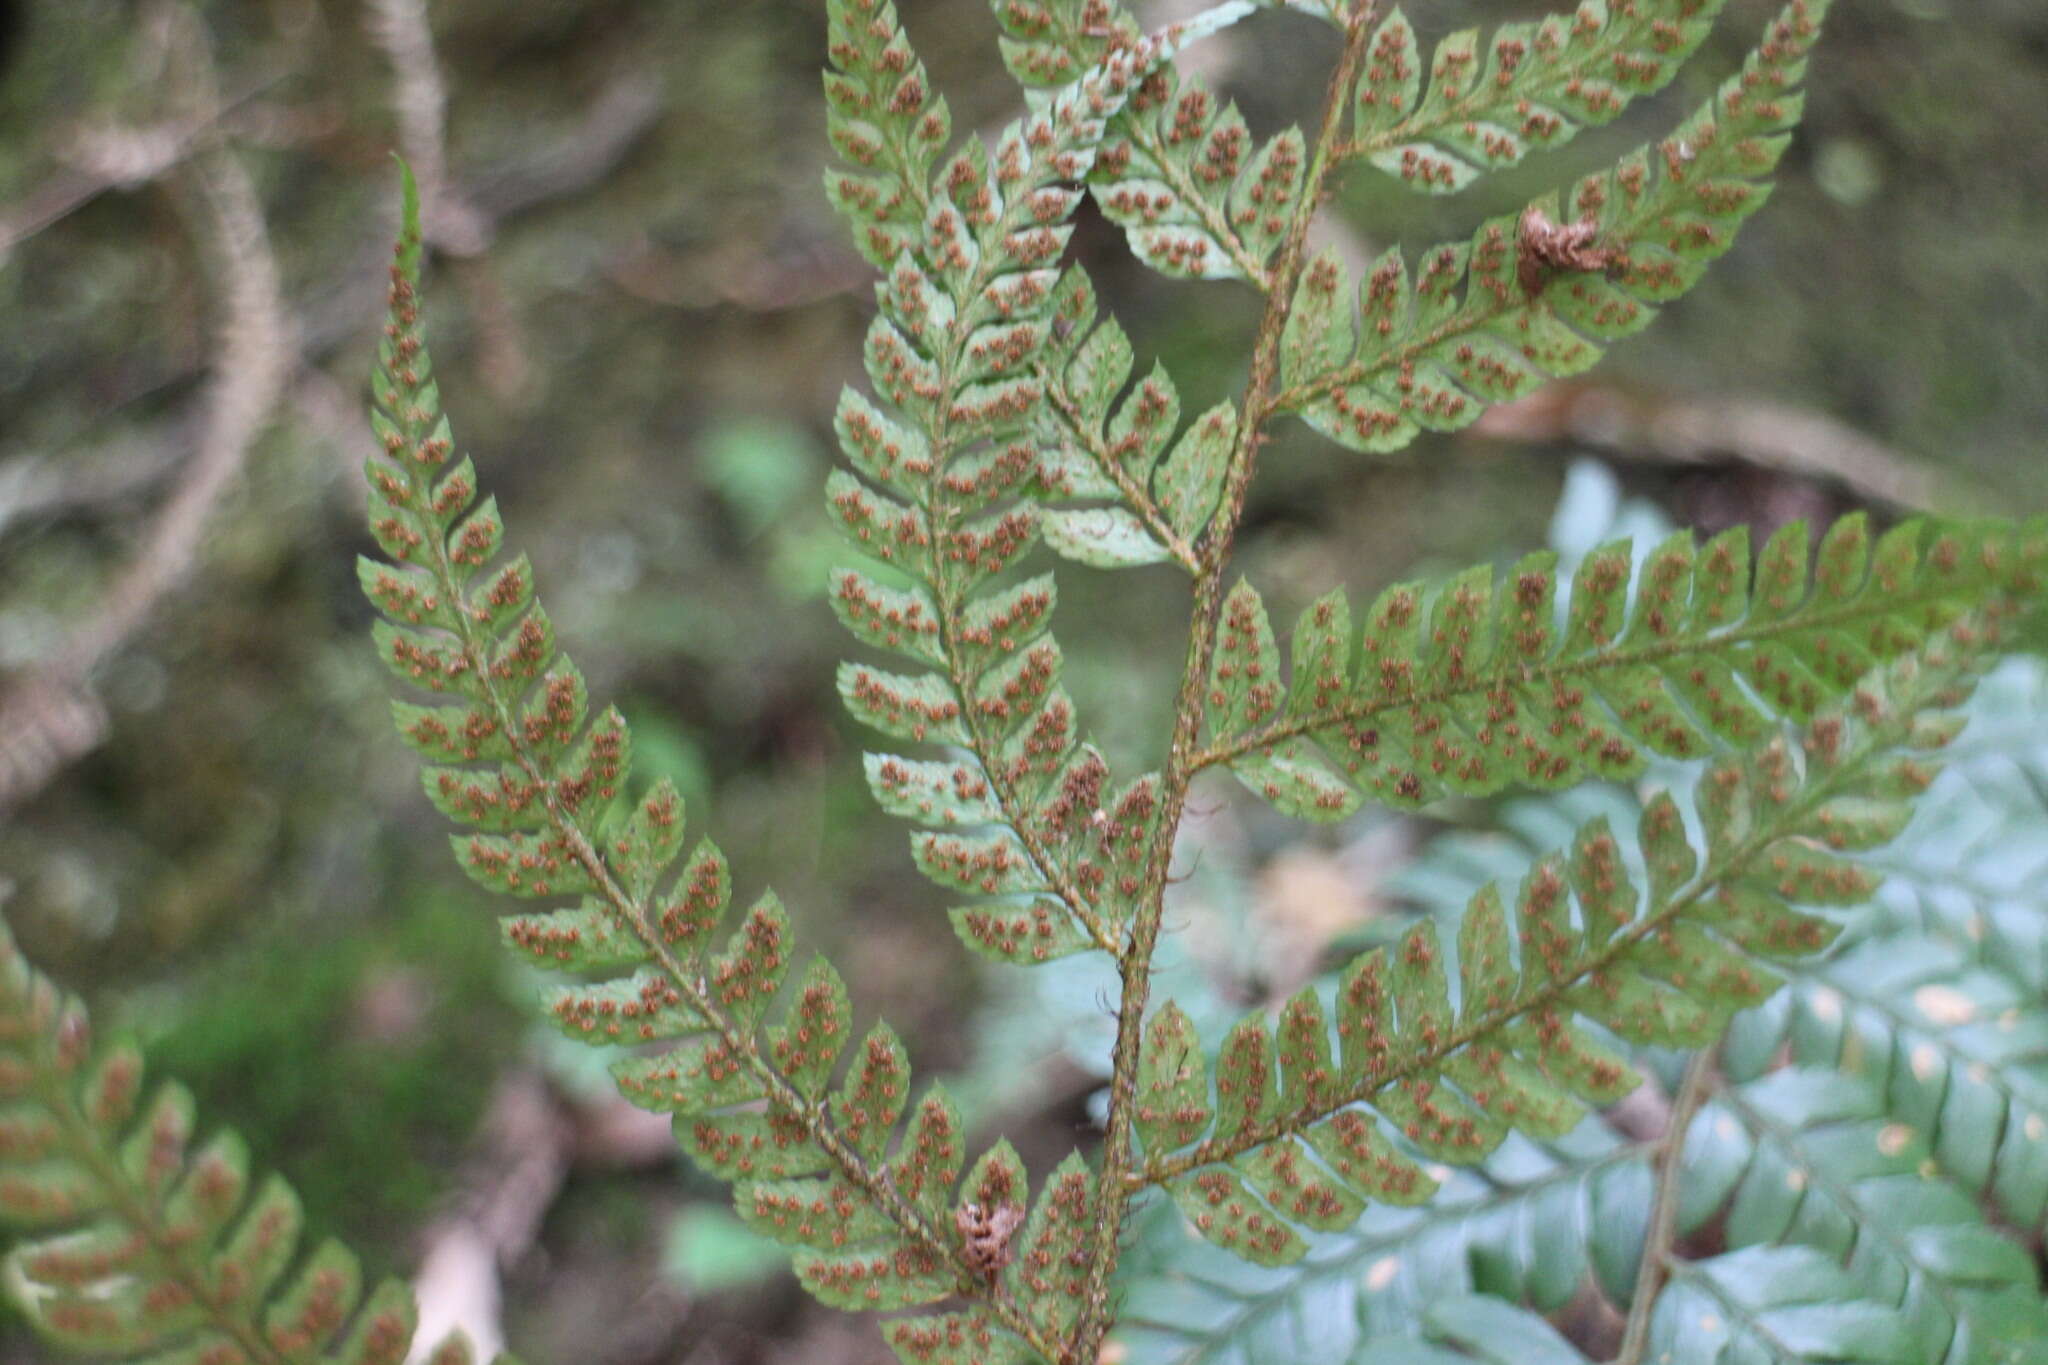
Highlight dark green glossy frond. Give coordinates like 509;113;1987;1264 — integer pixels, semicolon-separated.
1688;1067;2048;1361
1114;1121;1645;1363
1346;1296;1595;1364
1730;942;2048;1254
1643;1246;1926;1365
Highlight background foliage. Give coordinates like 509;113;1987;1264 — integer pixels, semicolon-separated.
2;0;2047;1360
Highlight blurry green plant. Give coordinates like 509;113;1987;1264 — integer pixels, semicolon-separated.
142;896;523;1264
3;2;2047;1363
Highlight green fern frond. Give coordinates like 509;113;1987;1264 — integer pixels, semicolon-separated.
363;163;1094;1362
1119;650;2048;1362
1281;0;1827;453
1343;0;1728;194
1640;1245;1931;1365
1349;1295;1597;1363
1730;940;2048;1250
821;1;1249;974
1690;1067;2048;1357
1129;633;2008;1266
1115;1121;1645;1362
0;921;445;1365
1839;659;2048;985
1203;515;2045;820
1121;1060;2048;1363
991;1;1286;284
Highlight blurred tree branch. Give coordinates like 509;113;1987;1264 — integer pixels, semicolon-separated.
0;1;670;819
1473;381;1993;514
0;9;289;817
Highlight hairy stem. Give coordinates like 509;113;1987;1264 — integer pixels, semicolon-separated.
1065;5;1380;1360
1616;1048;1714;1365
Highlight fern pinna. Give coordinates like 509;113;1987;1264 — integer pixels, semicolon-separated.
0;921;518;1365
1121;658;2048;1363
2;0;2046;1363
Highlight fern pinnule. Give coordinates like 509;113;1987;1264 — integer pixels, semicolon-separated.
1025;267;1224;573
990;2;1283;285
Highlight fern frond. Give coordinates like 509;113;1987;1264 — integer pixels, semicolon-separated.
991;1;1287;285
1352;1296;1597;1363
1122;1060;2048;1362
1643;1245;1931;1365
1128;632;2009;1265
1731;940;2048;1249
1120;673;2048;1362
1842;658;2048;987
0;920;448;1365
1690;1067;2048;1356
1115;1122;1647;1362
1202;515;2044;820
1280;0;1827;454
822;3;1250;977
1341;1;1728;194
363;165;1083;1361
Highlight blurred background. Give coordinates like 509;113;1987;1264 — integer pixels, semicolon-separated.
0;0;2044;1360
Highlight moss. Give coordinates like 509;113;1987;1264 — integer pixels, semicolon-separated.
141;894;524;1275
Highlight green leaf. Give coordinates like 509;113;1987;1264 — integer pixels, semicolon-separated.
1289;1;1833;454
1214;518;2042;815
1352;1;1730;195
1168;1167;1307;1267
1134;637;2008;1266
1650;1246;1918;1365
950;901;1094;965
0;922;415;1362
1137;1002;1212;1156
1040;507;1173;569
885;1311;1030;1365
1015;1153;1096;1339
1153;400;1235;544
768;956;854;1100
796;1241;955;1310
